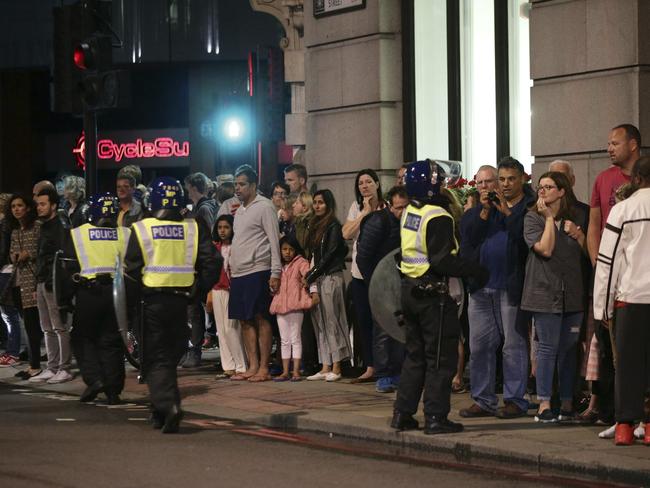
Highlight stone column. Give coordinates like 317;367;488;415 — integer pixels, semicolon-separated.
529;0;650;202
249;0;306;159
302;0;403;217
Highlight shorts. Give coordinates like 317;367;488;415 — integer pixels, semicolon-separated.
228;270;272;322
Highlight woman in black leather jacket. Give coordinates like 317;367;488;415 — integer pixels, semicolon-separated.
304;190;351;382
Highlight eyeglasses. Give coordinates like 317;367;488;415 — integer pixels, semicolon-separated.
537;185;558;192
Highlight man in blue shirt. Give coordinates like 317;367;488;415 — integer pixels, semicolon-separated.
459;158;536;419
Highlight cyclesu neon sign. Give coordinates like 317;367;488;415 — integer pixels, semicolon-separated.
73;132;190;169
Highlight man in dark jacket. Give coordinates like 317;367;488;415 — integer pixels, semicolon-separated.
459;157;536;420
357;186;408;393
182;172;219;367
117;174;145;228
32;188;72;384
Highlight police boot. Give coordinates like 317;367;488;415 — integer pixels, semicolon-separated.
390;410;419;431
106;392;121;405
424;415;464;435
161;405;184;434
79;381;105;403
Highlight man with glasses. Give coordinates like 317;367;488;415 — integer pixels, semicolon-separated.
459;158;536;420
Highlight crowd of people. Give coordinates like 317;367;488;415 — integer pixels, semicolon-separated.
0;122;648;444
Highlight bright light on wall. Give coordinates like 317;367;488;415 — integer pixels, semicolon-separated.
224;118;243;140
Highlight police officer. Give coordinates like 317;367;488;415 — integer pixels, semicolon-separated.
391;160;488;435
124;177;220;434
68;193;129;405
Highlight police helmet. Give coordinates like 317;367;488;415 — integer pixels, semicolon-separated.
88;192;119;225
404;159;462;201
147;177;184;212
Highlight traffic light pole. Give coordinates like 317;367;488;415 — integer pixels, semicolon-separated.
83;109;98;196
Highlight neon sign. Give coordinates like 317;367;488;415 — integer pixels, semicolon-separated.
72;131;190;168
98;138;190;162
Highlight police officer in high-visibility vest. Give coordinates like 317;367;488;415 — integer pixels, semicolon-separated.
67;193;129;405
391;160;489;435
125;177;220;434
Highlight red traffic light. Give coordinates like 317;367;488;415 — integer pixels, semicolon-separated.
73;43;89;70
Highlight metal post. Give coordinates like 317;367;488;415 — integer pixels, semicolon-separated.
83;109;97;196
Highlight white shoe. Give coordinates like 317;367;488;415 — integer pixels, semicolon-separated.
29;369;56;383
325;372;341;382
46;370;74;384
598;424;616;439
634;423;646;439
307;372;328;381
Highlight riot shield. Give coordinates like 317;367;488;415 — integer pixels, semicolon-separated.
112;252;129;348
368;249;465;344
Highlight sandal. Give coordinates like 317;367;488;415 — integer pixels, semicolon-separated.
451;381;467;394
576;408;600;424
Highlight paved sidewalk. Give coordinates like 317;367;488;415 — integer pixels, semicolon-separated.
2;362;649;486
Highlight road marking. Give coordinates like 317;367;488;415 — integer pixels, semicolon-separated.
56;418;76;422
127;418;148;421
11;388;31;392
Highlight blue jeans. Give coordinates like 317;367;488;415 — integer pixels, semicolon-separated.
1;305;22;357
468;288;529;412
533;312;581;402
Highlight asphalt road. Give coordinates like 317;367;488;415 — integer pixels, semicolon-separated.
0;382;564;488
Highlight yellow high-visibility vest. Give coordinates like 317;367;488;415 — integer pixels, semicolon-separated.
399;203;458;278
131;218;198;288
71;224;130;279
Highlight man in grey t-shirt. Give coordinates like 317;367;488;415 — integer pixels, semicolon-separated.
228;165;281;382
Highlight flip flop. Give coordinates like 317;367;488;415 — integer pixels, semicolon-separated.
248;374;271;383
273;376;290;382
290;376;303;382
451;382;467;394
350;376;375;384
230;374;251;381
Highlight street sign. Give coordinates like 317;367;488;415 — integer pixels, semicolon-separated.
313;0;365;18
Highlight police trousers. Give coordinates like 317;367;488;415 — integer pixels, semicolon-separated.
142;292;189;416
394;280;459;418
71;283;125;395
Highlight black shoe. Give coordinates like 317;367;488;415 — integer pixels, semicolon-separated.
80;381;105;403
106;393;121;405
150;410;165;430
390;410;419;431
181;349;201;369
161;405;184;434
424;415;464;435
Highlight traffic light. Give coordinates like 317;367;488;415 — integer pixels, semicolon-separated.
73;34;130;111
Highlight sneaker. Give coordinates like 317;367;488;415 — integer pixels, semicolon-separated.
325;372;341;382
306;371;328;381
181;349;201;368
46;370;74;384
598;424;616;439
390;375;400;387
0;354;21;367
375;377;395;393
29;369;56;383
534;409;558;423
496;402;527;419
558;410;576;422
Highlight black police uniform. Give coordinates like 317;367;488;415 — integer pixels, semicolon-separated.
392;197;488;434
124;211;220;432
64;233;126;404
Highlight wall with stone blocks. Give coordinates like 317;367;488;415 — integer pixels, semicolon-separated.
530;0;650;200
303;0;403;219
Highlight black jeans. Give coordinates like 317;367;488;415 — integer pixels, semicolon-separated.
594;320;615;422
71;284;125;395
394;280;459;418
350;278;374;369
143;293;189;416
615;303;650;423
22;306;43;369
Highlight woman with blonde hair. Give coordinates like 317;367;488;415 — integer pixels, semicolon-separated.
292;191;313;259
